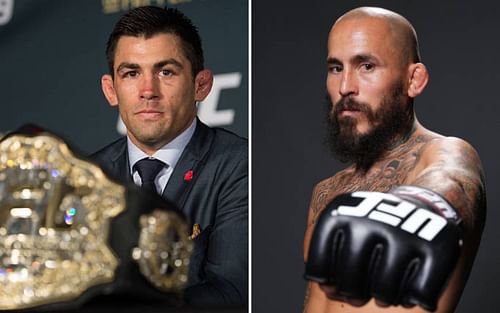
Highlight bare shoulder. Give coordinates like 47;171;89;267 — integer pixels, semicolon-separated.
419;136;482;166
411;136;486;231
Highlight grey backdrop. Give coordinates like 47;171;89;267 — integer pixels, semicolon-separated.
253;1;499;312
0;0;248;154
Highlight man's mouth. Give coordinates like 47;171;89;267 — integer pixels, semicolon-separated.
338;108;362;117
136;109;163;118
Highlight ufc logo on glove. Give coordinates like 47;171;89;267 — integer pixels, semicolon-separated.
336;191;447;241
304;186;463;311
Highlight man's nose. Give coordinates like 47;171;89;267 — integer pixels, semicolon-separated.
140;74;159;100
339;69;358;97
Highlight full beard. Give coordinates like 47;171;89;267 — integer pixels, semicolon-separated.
325;82;413;170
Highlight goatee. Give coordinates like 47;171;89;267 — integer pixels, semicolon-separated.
325;82;413;170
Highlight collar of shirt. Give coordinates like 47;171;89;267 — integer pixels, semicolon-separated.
127;118;197;193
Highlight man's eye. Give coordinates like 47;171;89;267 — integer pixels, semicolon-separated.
124;71;138;78
328;65;343;74
361;63;374;71
160;69;173;77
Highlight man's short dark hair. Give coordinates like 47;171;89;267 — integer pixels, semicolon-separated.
106;6;204;78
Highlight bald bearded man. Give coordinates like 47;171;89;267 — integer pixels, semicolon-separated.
303;7;485;313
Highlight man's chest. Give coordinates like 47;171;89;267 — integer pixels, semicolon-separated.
315;154;421;216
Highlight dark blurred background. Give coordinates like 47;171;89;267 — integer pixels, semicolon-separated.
253;1;499;312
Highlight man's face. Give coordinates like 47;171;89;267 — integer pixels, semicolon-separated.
326;17;408;138
326;81;408;168
325;17;413;166
101;33;212;153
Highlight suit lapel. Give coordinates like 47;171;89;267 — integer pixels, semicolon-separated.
107;138;133;184
162;119;214;209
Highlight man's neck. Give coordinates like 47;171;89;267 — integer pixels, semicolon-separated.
387;118;418;151
354;118;419;173
129;117;197;156
127;118;197;175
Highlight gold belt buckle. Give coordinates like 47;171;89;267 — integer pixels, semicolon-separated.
133;210;192;291
0;129;192;310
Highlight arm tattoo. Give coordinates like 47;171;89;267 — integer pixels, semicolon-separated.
411;142;486;231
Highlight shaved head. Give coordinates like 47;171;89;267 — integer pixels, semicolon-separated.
325;7;429;166
333;7;421;66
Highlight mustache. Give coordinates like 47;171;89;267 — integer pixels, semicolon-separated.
330;97;373;120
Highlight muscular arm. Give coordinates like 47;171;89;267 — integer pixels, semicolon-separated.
303;137;486;313
410;137;486;232
404;137;486;312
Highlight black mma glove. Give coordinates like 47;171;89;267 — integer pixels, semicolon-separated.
304;185;462;311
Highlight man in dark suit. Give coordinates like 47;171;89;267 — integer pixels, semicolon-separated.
91;6;247;306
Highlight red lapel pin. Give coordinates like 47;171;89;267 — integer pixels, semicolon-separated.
184;170;193;182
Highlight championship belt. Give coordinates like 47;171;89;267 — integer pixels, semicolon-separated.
0;126;193;310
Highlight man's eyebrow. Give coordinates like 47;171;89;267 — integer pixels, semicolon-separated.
116;62;140;72
351;54;377;64
154;58;183;70
115;59;184;73
327;57;342;65
326;54;378;65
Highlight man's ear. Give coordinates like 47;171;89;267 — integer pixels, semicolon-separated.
101;74;118;107
194;69;214;101
407;63;429;98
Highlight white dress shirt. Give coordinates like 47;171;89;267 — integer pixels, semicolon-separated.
127;118;196;194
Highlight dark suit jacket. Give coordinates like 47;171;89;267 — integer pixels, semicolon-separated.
91;119;248;306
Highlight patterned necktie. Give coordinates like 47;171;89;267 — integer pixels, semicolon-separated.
134;158;166;194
